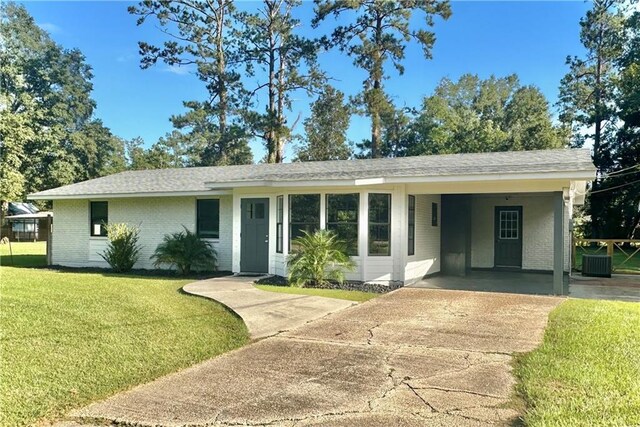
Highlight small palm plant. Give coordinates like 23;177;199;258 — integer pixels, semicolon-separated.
287;230;356;288
100;223;142;273
151;227;217;275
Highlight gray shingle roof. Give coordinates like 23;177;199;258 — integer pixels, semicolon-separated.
29;148;595;199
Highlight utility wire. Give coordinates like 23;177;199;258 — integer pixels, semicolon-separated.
590;178;640;195
604;168;640;179
606;163;640;176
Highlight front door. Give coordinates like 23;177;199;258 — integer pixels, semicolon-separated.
494;206;523;268
241;198;269;273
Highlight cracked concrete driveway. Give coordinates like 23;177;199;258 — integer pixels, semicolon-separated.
65;288;561;426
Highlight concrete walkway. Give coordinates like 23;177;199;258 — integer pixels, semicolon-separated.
63;288;561;426
183;276;356;339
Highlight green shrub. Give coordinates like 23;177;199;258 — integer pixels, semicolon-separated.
100;223;142;272
151;227;217;274
287;229;356;288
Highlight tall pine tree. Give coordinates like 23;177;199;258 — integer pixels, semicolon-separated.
129;0;253;165
313;0;451;158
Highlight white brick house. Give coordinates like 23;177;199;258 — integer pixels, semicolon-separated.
29;149;595;294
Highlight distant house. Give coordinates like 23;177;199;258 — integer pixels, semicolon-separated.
1;202;52;242
29;148;595;293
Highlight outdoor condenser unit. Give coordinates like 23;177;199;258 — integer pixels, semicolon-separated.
582;254;612;278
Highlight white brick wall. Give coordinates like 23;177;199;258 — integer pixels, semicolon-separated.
51;196;233;271
405;194;441;283
471;194;570;272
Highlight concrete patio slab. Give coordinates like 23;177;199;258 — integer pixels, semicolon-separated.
410;270;569;296
63;288;561;427
183;276;356;339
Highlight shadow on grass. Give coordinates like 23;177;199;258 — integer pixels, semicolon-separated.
0;254;47;268
0;255;233;281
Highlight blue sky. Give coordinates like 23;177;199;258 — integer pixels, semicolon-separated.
23;1;591;162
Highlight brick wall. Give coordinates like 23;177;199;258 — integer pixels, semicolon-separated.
471;194;570;272
52;196;233;271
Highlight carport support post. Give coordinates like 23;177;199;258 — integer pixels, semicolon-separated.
553;192;564;295
46;214;52;266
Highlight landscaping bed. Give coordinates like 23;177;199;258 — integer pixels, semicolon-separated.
255;274;402;294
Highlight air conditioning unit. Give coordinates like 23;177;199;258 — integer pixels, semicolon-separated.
582;254;612;278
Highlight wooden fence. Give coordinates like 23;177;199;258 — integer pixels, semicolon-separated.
573;238;640;274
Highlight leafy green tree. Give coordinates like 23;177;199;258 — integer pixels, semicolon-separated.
126;135;192;170
71;120;126;181
313;0;451;158
237;0;324;163
402;74;564;156
295;85;352;161
129;0;253;166
1;2;125;199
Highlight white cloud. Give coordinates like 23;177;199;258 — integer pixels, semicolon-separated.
37;22;61;34
116;54;135;63
163;64;193;75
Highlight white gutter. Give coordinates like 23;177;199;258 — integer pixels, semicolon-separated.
204;169;596;189
28;189;233;201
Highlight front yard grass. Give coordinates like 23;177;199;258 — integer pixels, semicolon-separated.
254;284;378;302
515;299;640;426
0;241;46;267
0;243;249;426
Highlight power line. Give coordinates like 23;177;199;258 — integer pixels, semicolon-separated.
590;178;640;195
604;168;640;179
607;164;640;176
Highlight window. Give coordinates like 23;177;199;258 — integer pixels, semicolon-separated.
326;193;359;256
289;194;320;251
276;196;284;253
408;195;415;256
197;199;220;238
499;210;519;239
368;193;391;256
431;202;438;227
90;201;108;237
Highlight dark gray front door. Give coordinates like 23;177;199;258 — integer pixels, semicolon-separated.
241;198;269;273
494;206;523;268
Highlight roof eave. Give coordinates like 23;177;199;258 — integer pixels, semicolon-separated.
205;169;596;189
28;189;233;201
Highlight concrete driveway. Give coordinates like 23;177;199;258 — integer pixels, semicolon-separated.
183;276;356;338
65;288;561;426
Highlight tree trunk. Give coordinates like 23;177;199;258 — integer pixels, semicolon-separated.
217;0;228;164
276;30;287;163
591;22;604;238
370;12;383;159
266;0;278;163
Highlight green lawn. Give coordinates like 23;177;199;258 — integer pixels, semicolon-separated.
574;246;640;274
515;299;640;426
0;241;47;267
254;284;378;302
0;243;249;426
